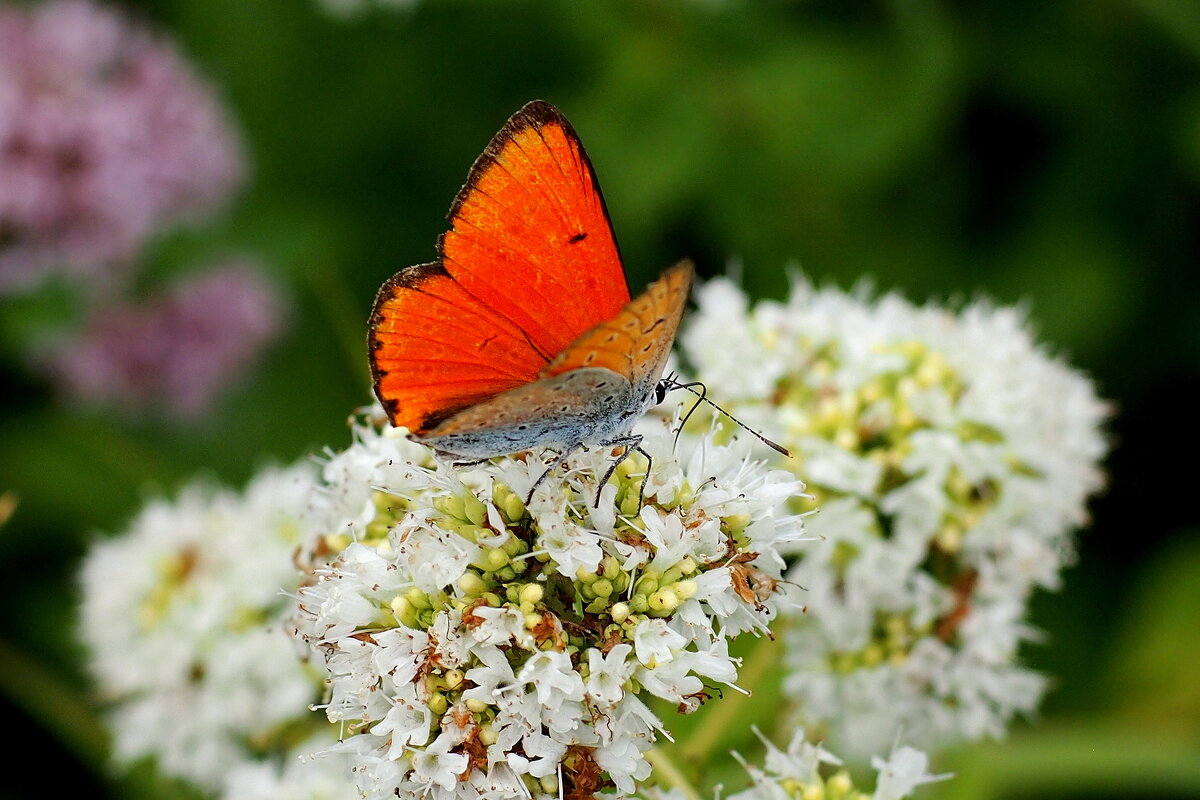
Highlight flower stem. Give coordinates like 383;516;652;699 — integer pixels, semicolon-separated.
305;262;372;391
0;640;108;766
646;745;704;800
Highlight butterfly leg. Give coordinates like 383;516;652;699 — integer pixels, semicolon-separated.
595;435;649;509
451;458;490;469
525;444;585;504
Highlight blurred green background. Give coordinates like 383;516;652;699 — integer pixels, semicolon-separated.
1;0;1198;797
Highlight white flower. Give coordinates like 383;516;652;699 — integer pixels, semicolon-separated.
633;618;687;667
410;733;472;792
517;650;586;706
586;644;637;708
79;464;353;798
873;747;951;800
292;410;807;799
681;274;1109;758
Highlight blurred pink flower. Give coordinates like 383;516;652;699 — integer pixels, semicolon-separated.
46;262;284;418
0;0;244;294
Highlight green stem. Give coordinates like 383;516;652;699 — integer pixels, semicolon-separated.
0;640;108;768
646;745;704;800
677;632;780;763
305;262;371;391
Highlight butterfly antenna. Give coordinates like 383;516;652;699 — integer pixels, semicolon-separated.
663;371;708;450
658;376;792;457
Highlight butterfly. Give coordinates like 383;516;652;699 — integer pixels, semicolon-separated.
368;100;693;503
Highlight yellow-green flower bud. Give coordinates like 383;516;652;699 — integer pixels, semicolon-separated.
479;722;498;746
610;602;631;624
366;520;392;540
324;533;352;554
862;643;884;667
443;669;464;690
916;352;947;388
602;556;621;580
828;769;854;798
575;565;599;584
462;494;487;527
428;692;448;716
725;512;752;532
648;588;679;614
502;492;526;523
801;781;824;800
519;583;544;605
435;495;466;520
466;697;489;714
458;572;486;596
636;576;659;596
936;521;963;553
835;426;859;450
405;587;431;610
675;579;697;600
591;578;613;598
390;595;417;627
484;547;509;571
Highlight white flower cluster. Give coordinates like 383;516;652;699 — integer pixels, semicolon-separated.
79;464;355;799
681;275;1108;757
727;728;948;800
292;411;807;800
635;729;946;800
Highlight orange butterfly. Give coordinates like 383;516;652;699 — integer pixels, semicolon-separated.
368;100;692;501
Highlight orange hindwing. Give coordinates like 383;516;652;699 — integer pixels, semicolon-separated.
541;260;693;389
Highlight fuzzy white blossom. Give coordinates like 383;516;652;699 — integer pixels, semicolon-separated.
292;409;807;800
681;274;1108;758
79;464;355;799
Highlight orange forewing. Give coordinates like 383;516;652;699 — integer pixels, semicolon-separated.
370;263;546;433
440;101;630;359
542;261;693;385
370;101;631;434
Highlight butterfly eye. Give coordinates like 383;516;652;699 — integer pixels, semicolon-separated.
654;381;670;406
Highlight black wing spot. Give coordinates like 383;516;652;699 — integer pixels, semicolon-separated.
641;318;664;336
569;232;588;244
